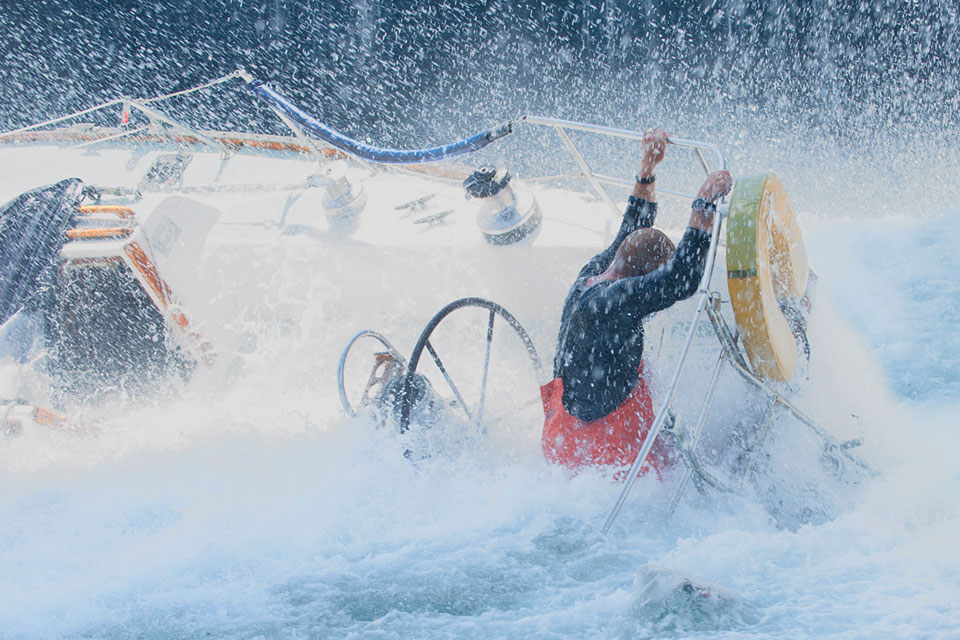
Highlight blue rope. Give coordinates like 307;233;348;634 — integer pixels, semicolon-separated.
249;81;512;164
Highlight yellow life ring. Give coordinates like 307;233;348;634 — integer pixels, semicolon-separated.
726;173;809;382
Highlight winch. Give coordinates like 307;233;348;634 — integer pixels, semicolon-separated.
311;161;367;221
462;165;541;245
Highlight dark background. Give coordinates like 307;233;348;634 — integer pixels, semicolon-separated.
1;0;957;145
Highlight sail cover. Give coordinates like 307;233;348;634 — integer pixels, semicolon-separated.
0;178;83;325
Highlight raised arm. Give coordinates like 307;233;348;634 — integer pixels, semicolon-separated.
593;170;733;315
574;128;670;282
686;170;733;234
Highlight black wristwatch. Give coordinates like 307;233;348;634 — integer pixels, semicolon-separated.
635;172;656;185
691;198;716;214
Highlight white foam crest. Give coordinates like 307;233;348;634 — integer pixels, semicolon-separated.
2;187;959;638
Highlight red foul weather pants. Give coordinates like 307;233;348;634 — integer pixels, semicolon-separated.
540;364;669;476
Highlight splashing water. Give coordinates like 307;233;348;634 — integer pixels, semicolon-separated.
2;2;960;638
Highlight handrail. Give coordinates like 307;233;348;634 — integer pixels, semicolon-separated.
1;72;725;212
518;115;725;213
600;201;727;535
702;295;872;473
666;349;728;514
520;115;726;172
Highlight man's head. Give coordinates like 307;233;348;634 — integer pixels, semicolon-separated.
603;228;675;281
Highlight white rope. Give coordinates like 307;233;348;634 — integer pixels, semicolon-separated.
0;99;123;140
0;70;245;140
140;70;245;104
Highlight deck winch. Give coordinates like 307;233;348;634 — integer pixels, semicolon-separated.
314;162;367;222
462;165;541;245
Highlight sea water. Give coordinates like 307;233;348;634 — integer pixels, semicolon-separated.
3;1;960;637
0;210;958;639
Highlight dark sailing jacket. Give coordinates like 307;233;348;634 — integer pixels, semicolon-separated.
553;196;711;422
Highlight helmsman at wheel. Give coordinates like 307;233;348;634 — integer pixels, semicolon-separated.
541;129;733;475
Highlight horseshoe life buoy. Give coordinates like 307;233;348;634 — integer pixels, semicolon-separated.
725;173;810;382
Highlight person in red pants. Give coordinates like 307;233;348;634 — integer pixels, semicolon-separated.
541;128;732;476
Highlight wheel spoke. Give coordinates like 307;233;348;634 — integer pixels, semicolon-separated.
425;339;474;421
475;309;495;431
398;297;544;434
